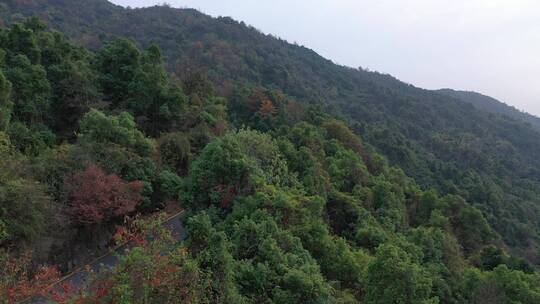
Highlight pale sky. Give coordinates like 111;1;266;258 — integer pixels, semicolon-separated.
110;0;540;116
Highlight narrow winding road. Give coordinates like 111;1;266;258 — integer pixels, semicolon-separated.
28;211;187;303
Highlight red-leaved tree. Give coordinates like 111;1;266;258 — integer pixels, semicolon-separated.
0;250;67;303
65;165;144;226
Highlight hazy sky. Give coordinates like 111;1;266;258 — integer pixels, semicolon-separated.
110;0;540;116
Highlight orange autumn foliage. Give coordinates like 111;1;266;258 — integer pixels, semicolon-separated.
259;99;277;117
0;251;67;303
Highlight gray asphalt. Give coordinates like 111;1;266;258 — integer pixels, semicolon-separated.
28;213;187;303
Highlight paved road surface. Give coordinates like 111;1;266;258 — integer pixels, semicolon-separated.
28;212;186;303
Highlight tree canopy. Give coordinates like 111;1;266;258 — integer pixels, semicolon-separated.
0;10;540;304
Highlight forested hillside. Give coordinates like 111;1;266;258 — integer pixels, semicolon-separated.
4;0;539;262
1;1;540;303
437;89;540;132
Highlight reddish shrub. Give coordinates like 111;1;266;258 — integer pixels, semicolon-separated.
0;250;64;303
65;165;144;226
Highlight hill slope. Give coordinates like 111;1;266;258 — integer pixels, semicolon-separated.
2;0;540;262
438;89;540;132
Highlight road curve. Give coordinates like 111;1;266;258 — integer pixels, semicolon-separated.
27;211;187;303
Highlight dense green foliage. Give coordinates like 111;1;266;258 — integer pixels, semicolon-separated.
1;3;540;303
2;0;540;263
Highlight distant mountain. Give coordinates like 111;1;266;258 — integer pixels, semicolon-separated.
438;89;540;132
2;0;540;261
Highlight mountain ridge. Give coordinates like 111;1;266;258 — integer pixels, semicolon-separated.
437;88;540;132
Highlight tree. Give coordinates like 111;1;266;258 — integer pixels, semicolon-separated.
4;54;51;125
0;250;64;303
0;174;51;244
326;191;361;237
96;40;187;134
185;212;247;302
5;23;41;64
183;133;252;209
65;164;144;226
412;190;441;227
73;110;158;209
323;119;364;155
157;132;191;176
79;109;154;157
259;99;277;117
96;38;141;108
182;71;214;98
0;141;51;244
325;142;369;192
475;245;509;271
365;244;437;304
446;197;496;255
0;69;12;131
127;44;186;134
372;179;407;232
6;121;55;155
465;266;540;304
77;216;205;303
48;58;100;139
284;101;305;125
234;130;291;187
